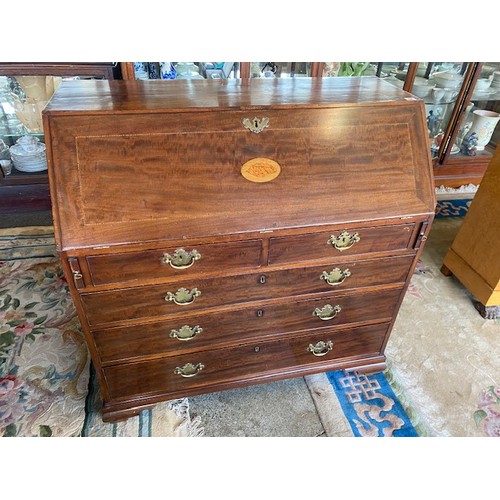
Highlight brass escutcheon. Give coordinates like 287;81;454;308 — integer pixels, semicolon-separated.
313;304;342;321
169;325;203;341
242;117;270;134
320;267;351;286
72;270;83;281
162;248;201;269
174;362;205;378
307;340;334;357
327;231;360;251
165;287;201;306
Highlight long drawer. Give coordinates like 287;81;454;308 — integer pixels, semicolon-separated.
86;239;263;286
80;255;411;326
269;223;415;265
93;286;402;363
103;322;389;402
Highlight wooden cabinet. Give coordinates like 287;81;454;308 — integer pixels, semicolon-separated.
441;144;500;318
0;63;120;213
43;77;435;422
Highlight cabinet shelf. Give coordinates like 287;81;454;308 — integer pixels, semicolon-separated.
0;62;119;214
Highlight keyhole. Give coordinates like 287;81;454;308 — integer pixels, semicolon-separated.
259;275;267;284
256;309;264;317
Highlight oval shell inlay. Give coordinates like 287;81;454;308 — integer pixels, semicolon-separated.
241;158;281;183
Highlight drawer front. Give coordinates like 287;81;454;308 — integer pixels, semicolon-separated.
103;322;389;401
93;287;401;363
81;257;408;326
269;224;414;265
86;239;263;286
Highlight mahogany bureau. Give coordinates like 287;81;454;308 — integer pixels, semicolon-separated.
42;77;435;422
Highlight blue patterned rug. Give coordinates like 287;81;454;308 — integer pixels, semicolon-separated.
326;370;419;437
435;199;472;218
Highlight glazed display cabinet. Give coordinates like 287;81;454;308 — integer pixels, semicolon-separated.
0;63;120;213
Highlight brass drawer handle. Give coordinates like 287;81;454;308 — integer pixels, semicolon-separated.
169;325;203;341
165;287;201;306
162;248;201;269
313;304;342;321
307;340;334;357
242;117;269;134
320;267;351;286
327;231;360;251
174;362;205;378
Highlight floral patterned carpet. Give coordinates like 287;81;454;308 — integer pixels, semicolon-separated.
385;217;499;436
0;227;87;436
0;226;203;437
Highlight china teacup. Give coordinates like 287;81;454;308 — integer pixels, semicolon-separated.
432;88;445;102
441;88;459;102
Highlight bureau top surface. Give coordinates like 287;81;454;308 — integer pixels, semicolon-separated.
44;77;417;114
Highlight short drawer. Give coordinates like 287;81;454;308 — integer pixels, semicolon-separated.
86;239;263;286
93;287;401;363
103;322;389;402
269;223;414;265
81;258;407;327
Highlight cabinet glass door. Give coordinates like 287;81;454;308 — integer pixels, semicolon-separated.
455;62;500;156
248;62;312;78
131;62;238;79
407;62;468;159
0;74;104;179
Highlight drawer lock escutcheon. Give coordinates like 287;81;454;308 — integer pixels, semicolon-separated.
313;304;342;321
162;248;201;270
174;362;205;378
72;270;83;281
307;340;334;357
320;267;351;286
242;117;269;134
169;325;203;341
165;287;201;306
327;231;360;251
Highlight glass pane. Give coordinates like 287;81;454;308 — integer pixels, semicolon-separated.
0;74;104;178
132;62;238;80
323;62;386;78
249;62;312;78
455;62;500;156
395;62;467;158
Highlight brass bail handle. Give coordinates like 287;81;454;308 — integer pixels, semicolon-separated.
165;287;201;306
169;325;203;341
162;248;201;270
307;340;334;357
328;231;360;252
321;267;351;286
174;362;205;378
313;304;342;321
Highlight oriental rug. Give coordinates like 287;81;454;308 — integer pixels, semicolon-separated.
0;226;203;437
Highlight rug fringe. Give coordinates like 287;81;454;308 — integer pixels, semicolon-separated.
167;398;205;437
384;363;434;437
